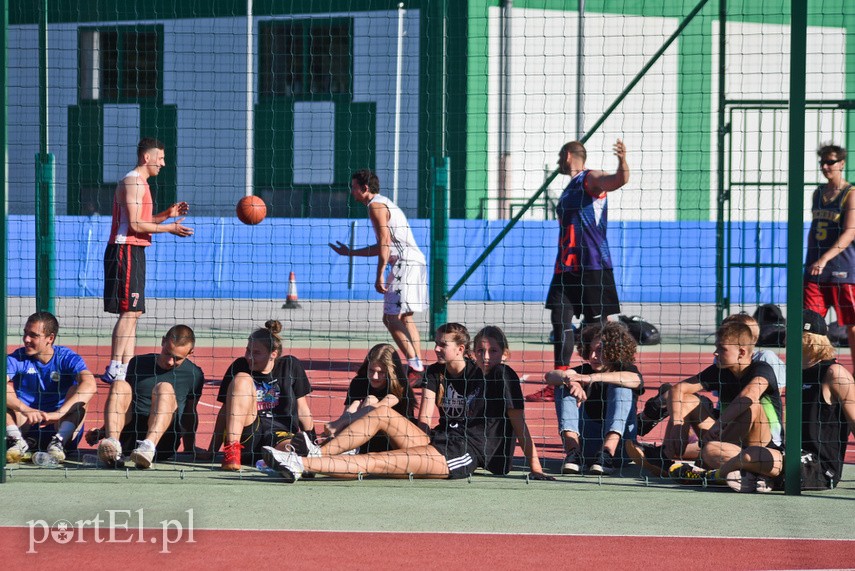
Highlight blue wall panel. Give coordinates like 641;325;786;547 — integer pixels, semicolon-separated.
6;216;797;305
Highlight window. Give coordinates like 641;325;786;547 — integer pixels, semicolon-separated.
259;19;352;98
79;27;162;102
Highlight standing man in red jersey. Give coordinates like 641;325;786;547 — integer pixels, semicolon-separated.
102;138;194;383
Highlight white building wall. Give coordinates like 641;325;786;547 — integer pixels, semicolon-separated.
712;21;847;223
7;9;420;216
487;7;679;222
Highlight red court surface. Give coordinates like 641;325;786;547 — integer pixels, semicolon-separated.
3;528;855;570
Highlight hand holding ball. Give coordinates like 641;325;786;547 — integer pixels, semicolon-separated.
236;195;267;225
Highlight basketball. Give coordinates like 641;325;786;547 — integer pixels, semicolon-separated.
236;195;267;225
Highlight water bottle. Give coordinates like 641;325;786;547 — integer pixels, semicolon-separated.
32;452;61;468
255;459;277;475
81;454;100;468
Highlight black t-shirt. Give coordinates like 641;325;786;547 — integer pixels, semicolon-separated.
580;362;644;422
696;360;782;421
127;353;205;420
802;359;851;483
424;359;510;474
217;355;312;433
482;363;526;475
345;376;416;421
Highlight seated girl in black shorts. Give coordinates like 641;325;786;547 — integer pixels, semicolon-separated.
323;343;416;453
263;323;531;482
214;320;316;470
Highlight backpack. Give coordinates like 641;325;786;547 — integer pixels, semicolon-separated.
753;304;786;347
827;321;848;348
618;315;661;345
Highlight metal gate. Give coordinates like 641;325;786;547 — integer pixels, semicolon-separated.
717;99;854;324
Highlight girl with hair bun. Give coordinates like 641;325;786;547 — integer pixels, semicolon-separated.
213;320;316;470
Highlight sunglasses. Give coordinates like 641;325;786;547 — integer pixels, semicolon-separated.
819;158;843;166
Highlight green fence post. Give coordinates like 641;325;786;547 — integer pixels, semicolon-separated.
784;0;808;496
35;0;54;314
1;0;8;484
35;153;55;314
430;157;450;333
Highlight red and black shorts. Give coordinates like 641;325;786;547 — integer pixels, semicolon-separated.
104;244;147;314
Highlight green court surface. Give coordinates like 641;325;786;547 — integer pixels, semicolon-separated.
2;460;853;540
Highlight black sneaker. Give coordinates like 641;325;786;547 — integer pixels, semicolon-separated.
561;449;583;474
625;440;673;477
589;450;616;475
638;383;672;436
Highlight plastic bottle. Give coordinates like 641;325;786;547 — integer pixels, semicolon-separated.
32;452;61;468
81;454;100;467
255;459;277;475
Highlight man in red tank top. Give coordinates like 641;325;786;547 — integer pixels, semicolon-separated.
102;138;194;383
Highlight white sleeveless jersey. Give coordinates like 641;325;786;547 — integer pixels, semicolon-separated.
368;194;426;265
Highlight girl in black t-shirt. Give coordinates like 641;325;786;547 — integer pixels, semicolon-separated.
263;324;522;482
473;326;554;480
323;343;416;453
215;320;316;470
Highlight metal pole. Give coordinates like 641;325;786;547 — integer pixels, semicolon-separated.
576;0;585;139
497;0;512;219
245;0;254;197
35;0;54;313
1;0;8;484
446;0;710;302
784;0;808;497
715;0;728;325
392;3;405;204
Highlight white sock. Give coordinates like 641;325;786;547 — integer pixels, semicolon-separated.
407;357;424;372
117;362;128;380
141;439;155;450
7;425;22;441
108;360;122;373
57;421;76;442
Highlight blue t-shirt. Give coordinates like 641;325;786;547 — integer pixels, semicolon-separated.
554;169;612;273
7;345;88;412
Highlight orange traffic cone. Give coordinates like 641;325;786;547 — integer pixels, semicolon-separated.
282;271;301;309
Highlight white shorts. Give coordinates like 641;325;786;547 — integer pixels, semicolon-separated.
384;260;428;315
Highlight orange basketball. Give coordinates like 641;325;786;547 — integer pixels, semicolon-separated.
236;195;267;225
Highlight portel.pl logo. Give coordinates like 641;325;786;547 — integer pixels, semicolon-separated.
26;509;195;554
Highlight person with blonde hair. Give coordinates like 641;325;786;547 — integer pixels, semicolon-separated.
662;320;783;475
710;310;855;492
323;343;417;453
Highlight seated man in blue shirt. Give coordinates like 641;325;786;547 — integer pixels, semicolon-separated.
6;312;97;463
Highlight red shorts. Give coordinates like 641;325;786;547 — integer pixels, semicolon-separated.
804;281;855;325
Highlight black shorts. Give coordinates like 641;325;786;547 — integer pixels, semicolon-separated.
104;243;147;314
239;415;296;464
430;429;483;480
545;270;621;322
119;414;179;461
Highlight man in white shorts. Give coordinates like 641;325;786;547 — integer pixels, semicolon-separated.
330;169;428;385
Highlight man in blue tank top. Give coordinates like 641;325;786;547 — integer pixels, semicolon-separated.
804;143;855;368
531;139;629;403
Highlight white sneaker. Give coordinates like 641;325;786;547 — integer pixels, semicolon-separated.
46;435;66;463
97;437;123;468
262;446;304;482
129;440;156;469
289;432;322;458
5;437;31;464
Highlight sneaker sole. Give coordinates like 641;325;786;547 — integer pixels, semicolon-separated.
588;465;615;476
129;451;153;469
262;447;299;483
221;462;242;472
561;463;581;475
